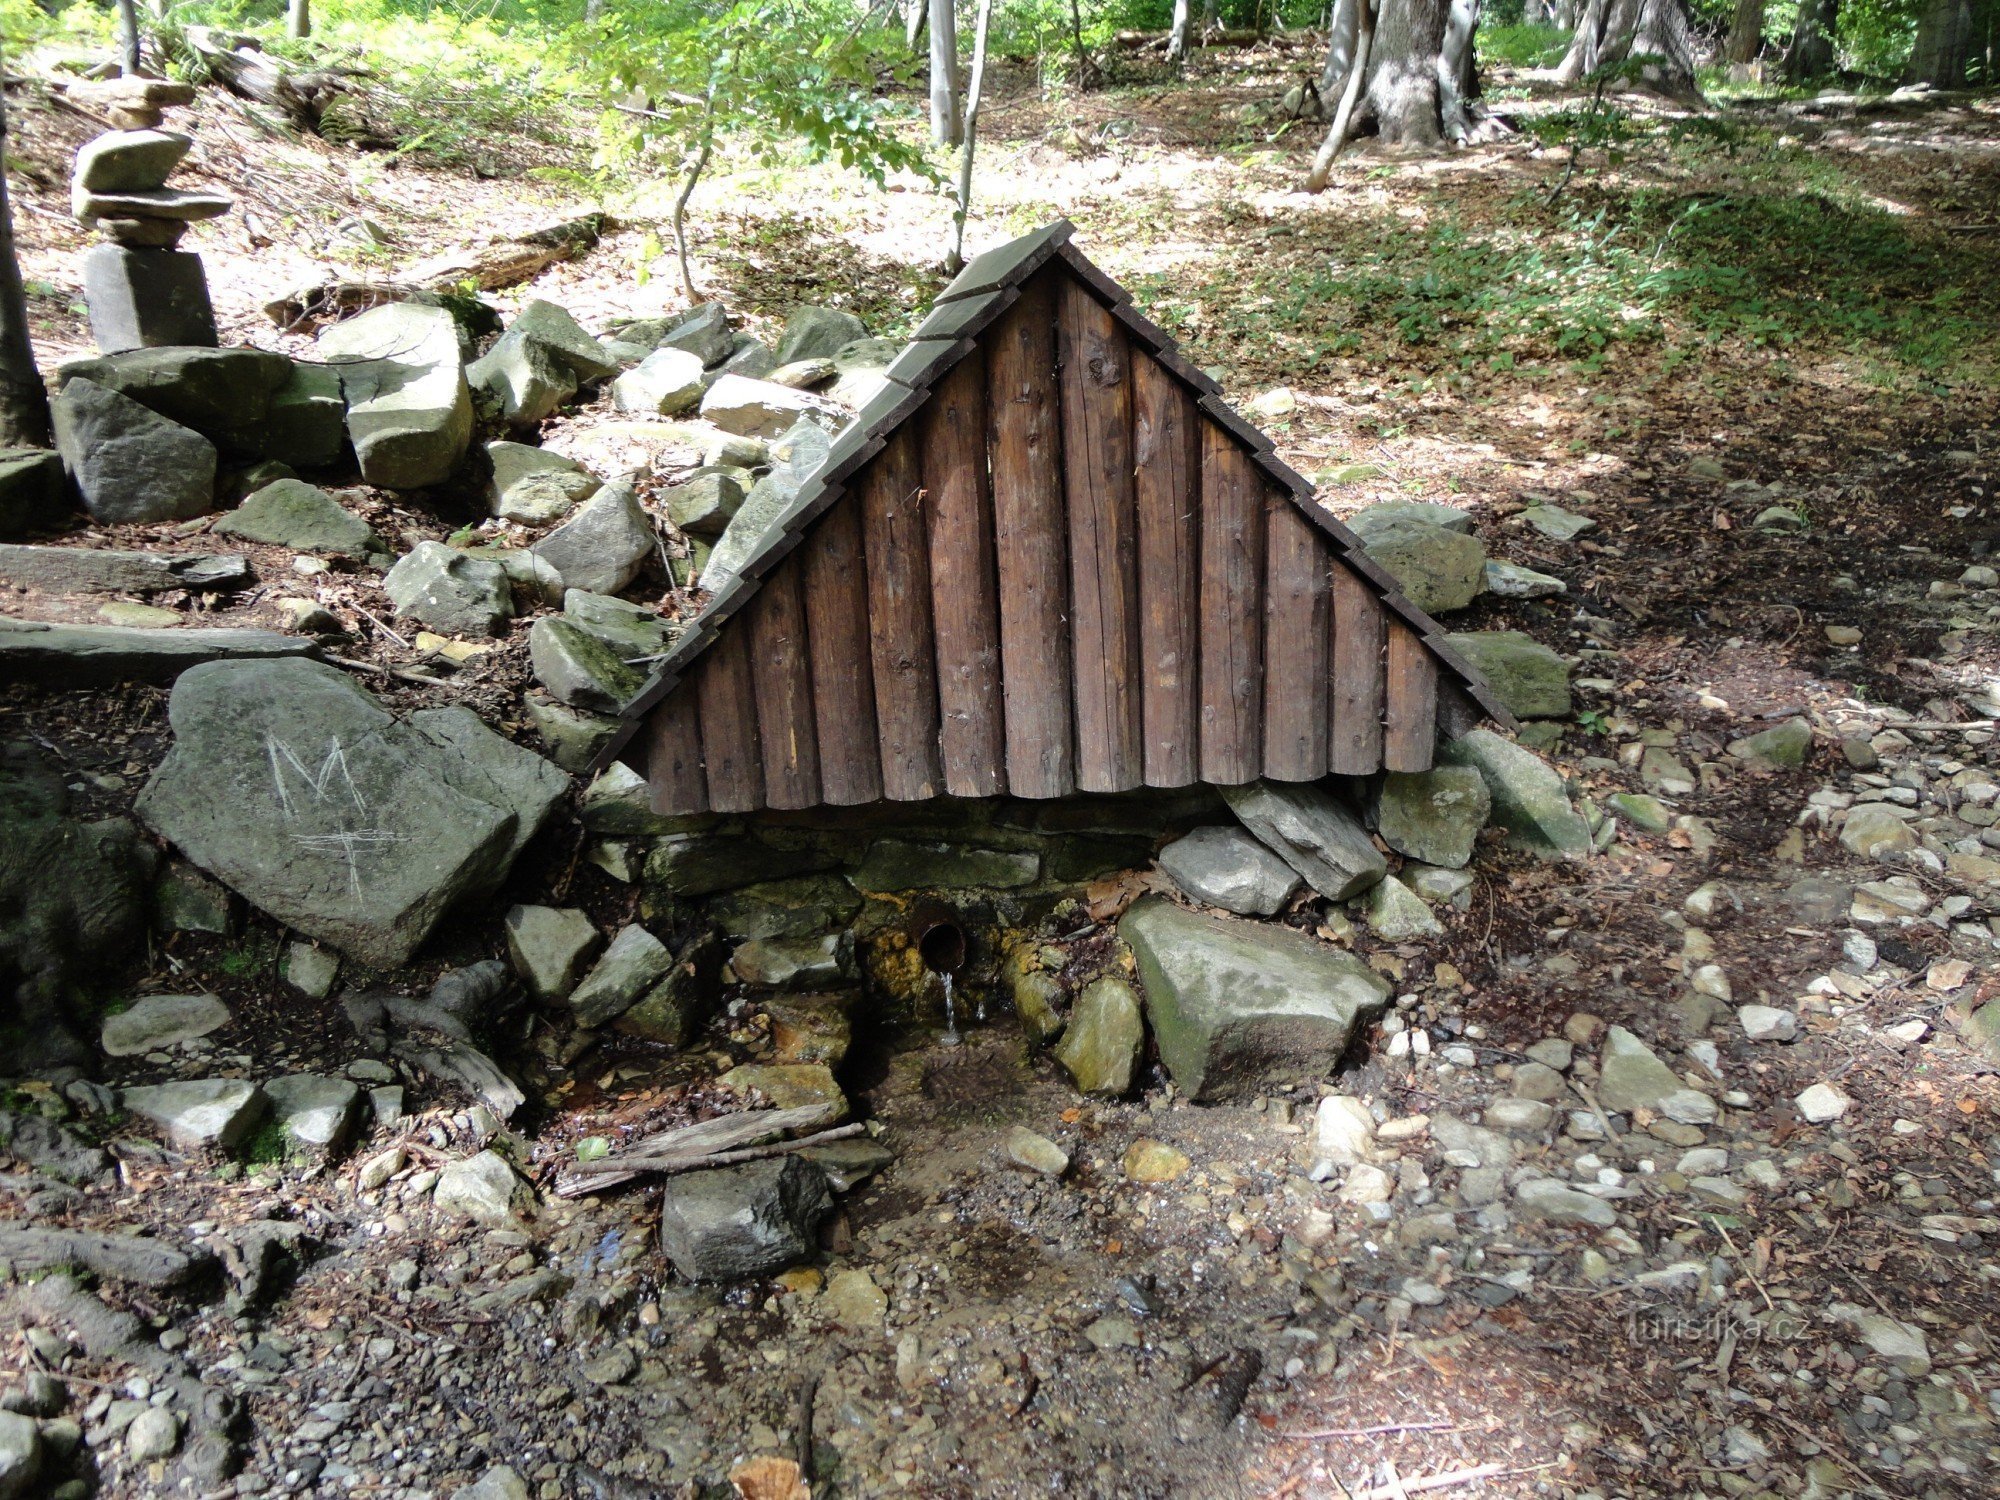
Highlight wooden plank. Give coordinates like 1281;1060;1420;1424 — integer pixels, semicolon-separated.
985;269;1074;798
1329;562;1386;775
1131;354;1200;787
645;685;707;817
799;499;883;806
1383;619;1438;772
1261;500;1330;781
744;562;821;808
921;356;1007;797
1197;421;1265;784
1056;277;1142;793
694;626;763;812
859;425;943;801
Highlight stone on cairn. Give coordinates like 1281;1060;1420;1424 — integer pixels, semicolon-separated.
70;86;223;354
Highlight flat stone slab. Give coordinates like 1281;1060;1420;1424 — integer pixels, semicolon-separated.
0;544;249;595
1157;826;1301;916
73;186;232;222
72;128;192;193
317;303;472;489
0;617;316;686
1119;896;1391;1101
265;1073;361;1149
215;479;382;558
1221;781;1385;901
100;992;230;1056
121;1078;267;1150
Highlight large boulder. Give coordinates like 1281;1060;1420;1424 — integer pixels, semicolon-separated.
0;450;68;539
467;334;574;428
530;482;654;596
484;442;599;526
1445;631;1571;719
1349;512;1486;615
55;346;292;454
137;659;564;967
53;376;216;522
657;1156;832;1281
214;479;382;559
774;306;868;364
384;542;513;637
0;617;315;686
1370;765;1491;869
654;302;735;365
1157;826;1301;916
506;300;617;382
529;616;648;714
1220;781;1385;900
1438;729;1592;859
1120;897;1390;1101
611;348;706;416
699;374;840;440
317;303;472;489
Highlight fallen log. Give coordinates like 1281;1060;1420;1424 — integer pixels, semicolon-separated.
185;26;358;129
552;1101;840;1198
0;1225;218;1289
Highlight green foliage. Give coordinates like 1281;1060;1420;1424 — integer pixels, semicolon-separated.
1478;22;1572;69
241;1118;294;1167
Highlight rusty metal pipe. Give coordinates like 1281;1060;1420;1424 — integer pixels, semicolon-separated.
909;899;968;975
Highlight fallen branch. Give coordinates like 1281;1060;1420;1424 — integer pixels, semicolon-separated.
0;1226;216;1289
552;1102;843;1197
1344;1463;1513;1500
1279;1420;1455;1440
569;1122;865;1179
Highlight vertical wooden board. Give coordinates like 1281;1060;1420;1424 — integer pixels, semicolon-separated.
920;355;1007;797
744;562;821;808
1056;277;1142;793
860;425;943;801
1197;421;1265;784
799;498;884;806
1329;563;1386;774
1131;354;1199;787
985;271;1074;798
694;627;764;813
1383;619;1439;772
645;685;707;816
1261;500;1331;780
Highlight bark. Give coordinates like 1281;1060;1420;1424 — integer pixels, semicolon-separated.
0;55;51;450
1317;0;1363;97
1903;0;1973;87
1724;0;1764;65
1524;0;1546;20
1315;0;1487;149
930;0;961;145
1782;0;1838;79
948;0;995;273
1168;0;1193;61
1307;0;1374;187
287;0;310;41
185;27;353;128
1556;0;1701;99
906;0;927;52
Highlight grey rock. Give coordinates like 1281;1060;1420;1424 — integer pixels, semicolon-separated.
1350;513;1486;614
0;617;315;686
507;300;617;382
137;659;559;967
1598;1026;1717;1124
384;542;512;637
709;875;861;941
563;589;675;659
1372;765;1490;868
1439;730;1593;859
1362;874;1442;939
665;468;746;537
611;347;706;415
1120;896;1390;1101
775;306;867;364
706;334;777;384
1351;500;1474;533
1520;504;1595;542
851;839;1038;891
73;128;191;191
433;1149;527;1225
1606;791;1671;832
1514;1177;1616;1226
502;905;601;1001
54;376;215;522
55;346;291;452
1002;1126;1069;1176
0;543;247;595
615;931;724;1047
731;931;852;989
0;450;68;539
120;1078;267;1150
568;923;673;1027
1446;631;1571;719
484;442;598;525
770;355;837;389
648;301;734;366
154;861;236;934
81;244;216;353
451;1466;529;1500
1729;717;1814;769
259;361;349;468
1826;1303;1930;1375
528;616;647;714
1053;977;1144;1096
318;303;472;488
524;693;619;773
1157;825;1302;916
530;482;654;595
699;419;833;589
1484;559;1566;598
1221;781;1386;900
699;373;840;439
468;329;576;428
281;942;339;999
656;1156;832;1281
264;1074;361;1149
100;993;230;1057
216;479;381;558
1483;1098;1554;1134
467;543;565;608
125;1406;179;1461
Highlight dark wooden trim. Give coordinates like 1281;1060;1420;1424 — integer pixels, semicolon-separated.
1131;351;1200;788
1197;418;1265;784
860;425;943;800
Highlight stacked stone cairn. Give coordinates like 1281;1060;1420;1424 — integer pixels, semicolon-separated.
68;77;230;353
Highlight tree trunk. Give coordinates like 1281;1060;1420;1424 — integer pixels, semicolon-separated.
1317;0;1363;97
0;52;51;449
1168;0;1193;61
1557;0;1701;98
906;0;927;52
1724;0;1764;64
930;0;961;144
287;0;310;41
1782;0;1838;79
115;0;142;73
1307;0;1374;186
1318;0;1487;148
1904;0;1973;86
1524;0;1547;22
949;0;996;272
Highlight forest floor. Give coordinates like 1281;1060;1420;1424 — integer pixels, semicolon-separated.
5;37;2000;1500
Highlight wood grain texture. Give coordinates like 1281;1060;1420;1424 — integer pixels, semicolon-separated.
859;425;943;800
799;496;884;806
744;563;821;808
1131;354;1200;788
1262;500;1331;780
1329;563;1386;775
920;355;1007;797
1056;278;1142;792
1197;420;1266;784
1383;618;1438;772
645;683;707;816
985;269;1075;798
694;626;763;812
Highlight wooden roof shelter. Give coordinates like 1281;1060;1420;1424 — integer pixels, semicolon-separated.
604;221;1509;817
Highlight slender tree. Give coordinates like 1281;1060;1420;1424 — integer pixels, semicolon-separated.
115;0;143;73
948;0;995;272
288;0;312;41
0;52;50;448
1782;0;1838;79
930;0;961;145
1168;0;1193;63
